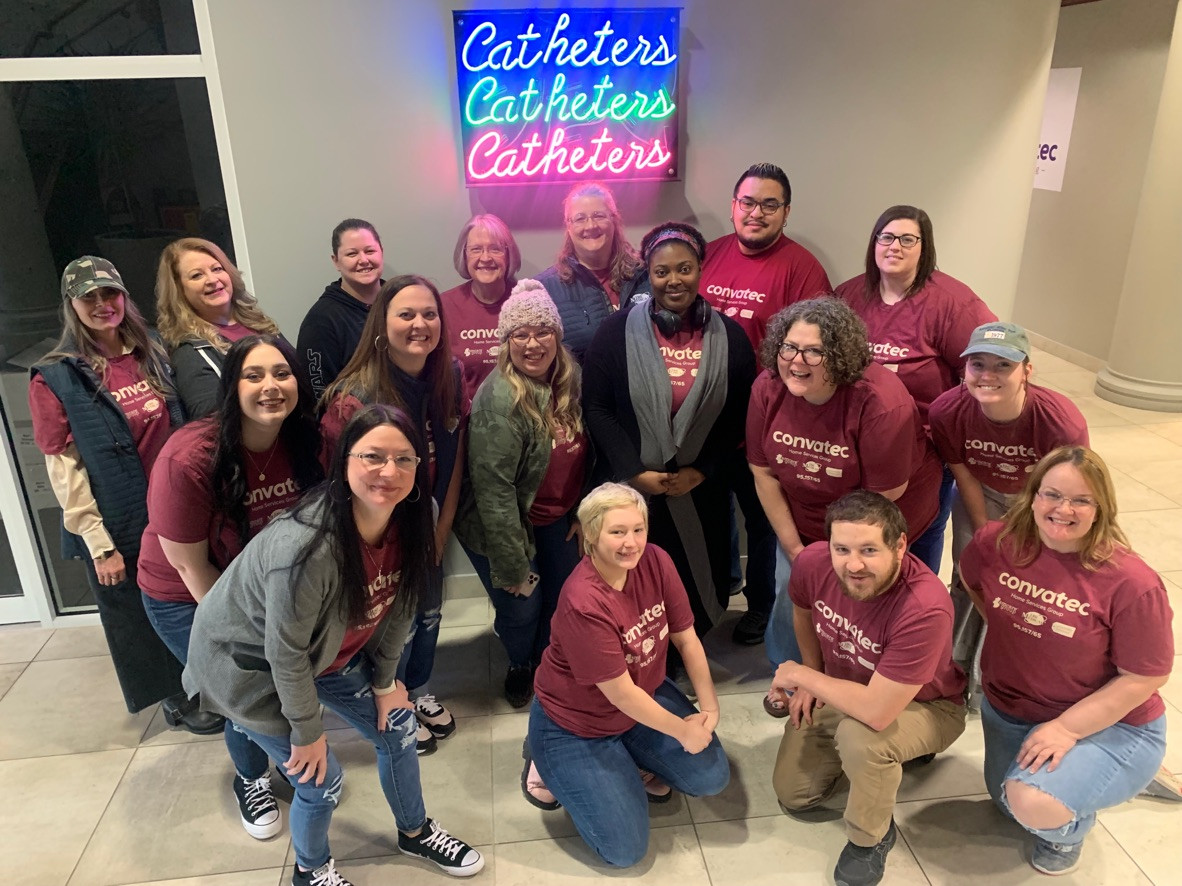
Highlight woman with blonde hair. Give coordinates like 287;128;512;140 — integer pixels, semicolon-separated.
156;237;282;417
960;446;1173;876
455;279;587;707
536;181;649;361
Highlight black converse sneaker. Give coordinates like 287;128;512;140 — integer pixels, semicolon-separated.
398;817;484;877
292;856;352;886
233;773;282;839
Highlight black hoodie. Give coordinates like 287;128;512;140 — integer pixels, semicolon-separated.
296;280;375;397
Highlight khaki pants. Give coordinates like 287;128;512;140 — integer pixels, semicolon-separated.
773;698;966;847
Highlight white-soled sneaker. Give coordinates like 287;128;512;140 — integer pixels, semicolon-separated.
291;856;352;886
414;694;456;739
415;720;438;756
398;817;484;877
233;773;281;839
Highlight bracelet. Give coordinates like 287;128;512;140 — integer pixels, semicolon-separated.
95;550;115;561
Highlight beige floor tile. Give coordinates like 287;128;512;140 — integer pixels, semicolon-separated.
895;710;988;803
0;748;133;886
489;710;579;844
1029;348;1088;375
895;795;1151;885
1033;368;1099;398
1122;458;1182;508
1100;796;1182;885
0;662;26;702
696;813;927;885
686;690;788;824
282;848;494;885
430;622;494;718
1109;467;1180;513
1159;658;1182;714
441;594;492;629
1086;399;1182;426
0;657;153;760
1088;427;1182;471
136;705;228;748
1159;704;1182;776
120;871;283;886
700;614;774;697
1148;421;1182;446
1059;396;1134;429
68;742;291;886
492;824;709;885
0;624;53;664
36;625;112;661
1119;510;1182;573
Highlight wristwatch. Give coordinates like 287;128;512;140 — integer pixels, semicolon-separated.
95;550;115;560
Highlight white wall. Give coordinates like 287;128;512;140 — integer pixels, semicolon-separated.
1013;0;1178;362
205;0;1060;339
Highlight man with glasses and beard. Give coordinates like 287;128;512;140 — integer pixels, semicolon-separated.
700;162;832;646
768;491;966;886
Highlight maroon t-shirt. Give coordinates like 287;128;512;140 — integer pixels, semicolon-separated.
929;384;1089;494
213;322;257;344
533;544;695;737
442;282;506;405
321;393;437;487
700;233;831;351
789;543;966;704
139;420;301;602
961;522;1173;726
324;525;403;674
655;325;704;415
29;355;172;473
528;427;588;526
835;271;996;425
590;266;619;308
745;364;941;543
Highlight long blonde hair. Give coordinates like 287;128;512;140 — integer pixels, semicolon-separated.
495;335;582;441
155;238;279;350
998;446;1130;571
554;182;642;292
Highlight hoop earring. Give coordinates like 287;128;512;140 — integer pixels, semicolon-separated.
374;335;386;352
329;478;351;500
405;485;421;504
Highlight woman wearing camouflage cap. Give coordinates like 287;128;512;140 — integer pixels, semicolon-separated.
455;279;588;708
27;256;222;732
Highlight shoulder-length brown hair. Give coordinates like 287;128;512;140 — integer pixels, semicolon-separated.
861;205;937;300
998;446;1129;571
553;182;642;292
322;274;458;428
155;238;279;349
452;214;522;288
758;296;871;387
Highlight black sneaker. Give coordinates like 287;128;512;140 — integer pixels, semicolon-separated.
292;856;353;886
233;773;282;839
414;694;457;739
415;720;438;756
398;817;485;877
833;818;897;886
732;610;769;645
504;665;534;708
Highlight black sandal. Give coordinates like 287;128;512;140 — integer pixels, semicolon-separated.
520;740;561;811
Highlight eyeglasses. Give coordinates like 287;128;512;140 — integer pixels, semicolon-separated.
875;232;922;248
1036;489;1098;510
349;452;421;472
466;244;506;258
509;329;556;346
778;343;826;365
735;197;786;215
568;211;610;227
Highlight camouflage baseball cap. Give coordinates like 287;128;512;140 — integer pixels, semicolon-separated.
60;256;129;300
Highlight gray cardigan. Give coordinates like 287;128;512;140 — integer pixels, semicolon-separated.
182;503;414;745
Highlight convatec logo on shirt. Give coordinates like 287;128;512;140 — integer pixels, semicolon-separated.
772;431;851;459
622;602;666;644
813;600;883;655
704;284;767;304
998;571;1091;615
965;440;1039;458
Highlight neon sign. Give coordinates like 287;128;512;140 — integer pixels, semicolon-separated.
453;8;680;185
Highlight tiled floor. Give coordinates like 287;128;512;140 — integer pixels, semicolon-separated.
1;347;1180;886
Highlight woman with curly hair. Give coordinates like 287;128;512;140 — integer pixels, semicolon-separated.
536;182;649;361
156;237;283;417
746;296;941;684
139;334;323;840
959;446;1173;876
455;280;586;707
583;221;756;642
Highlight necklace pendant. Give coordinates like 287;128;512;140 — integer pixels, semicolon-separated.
259;473;265;481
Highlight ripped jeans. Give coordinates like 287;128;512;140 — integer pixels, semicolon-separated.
235;652;427;871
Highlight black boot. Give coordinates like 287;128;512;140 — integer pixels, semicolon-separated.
161;693;226;735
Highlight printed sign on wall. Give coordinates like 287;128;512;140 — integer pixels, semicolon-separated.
453;8;680;186
1034;67;1082;192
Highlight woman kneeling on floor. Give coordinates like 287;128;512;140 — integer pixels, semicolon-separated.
525;482;731;867
182;404;482;885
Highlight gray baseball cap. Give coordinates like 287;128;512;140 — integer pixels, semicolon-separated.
960;321;1030;361
60;256;129;300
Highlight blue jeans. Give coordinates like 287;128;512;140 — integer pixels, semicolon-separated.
528;678;730;867
237;653;426;871
462;517;580;668
980;695;1166;846
908;464;954;575
396;564;442;693
765;542;802;667
141;593;270;779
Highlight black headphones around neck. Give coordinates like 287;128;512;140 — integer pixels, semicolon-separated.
650;294;712;338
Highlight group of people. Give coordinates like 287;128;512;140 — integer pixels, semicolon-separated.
27;160;1173;886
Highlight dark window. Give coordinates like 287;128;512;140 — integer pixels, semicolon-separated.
1;0;200;58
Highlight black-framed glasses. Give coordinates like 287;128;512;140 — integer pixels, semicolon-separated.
509;329;556;346
778;343;825;365
875;232;921;248
349;452;421;472
1036;489;1097;510
735;196;786;215
568;211;610;227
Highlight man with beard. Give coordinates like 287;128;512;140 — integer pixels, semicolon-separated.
768;490;966;886
701;162;830;646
